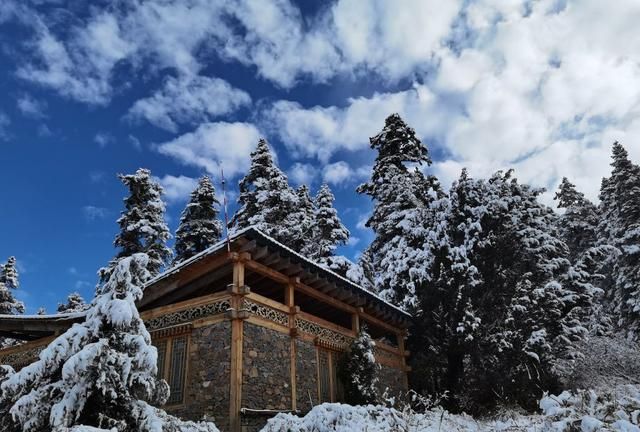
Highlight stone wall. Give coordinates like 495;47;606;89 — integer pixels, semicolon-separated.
241;322;292;432
377;363;407;398
295;339;318;413
166;321;231;432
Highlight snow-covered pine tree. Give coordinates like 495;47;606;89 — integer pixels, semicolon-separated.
231;139;299;245
554;177;599;261
99;169;172;282
0;256;23;315
416;169;484;406
36;307;46;316
339;327;379;405
174;175;224;264
357;113;442;310
309;183;350;262
288;184;315;253
414;169;599;412
57;292;88;314
0;254;218;432
597;142;640;337
0;256;24;349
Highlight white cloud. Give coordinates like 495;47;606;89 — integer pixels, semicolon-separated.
94;132;113;148
156;121;262;179
0;112;9;140
259;0;640;205
127;74;251;132
158;174;198;205
82;205;108;221
347;236;360;247
17;13;134;105
16;94;47;118
321;161;369;186
263;85;447;162
11;0;461;101
288;162;319;186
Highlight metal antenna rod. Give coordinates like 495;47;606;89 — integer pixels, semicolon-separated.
220;165;231;253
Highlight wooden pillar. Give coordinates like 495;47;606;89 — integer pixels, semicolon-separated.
352;307;363;333
398;330;409;390
229;252;249;432
287;278;297;412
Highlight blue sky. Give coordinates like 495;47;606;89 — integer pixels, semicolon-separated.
1;0;639;313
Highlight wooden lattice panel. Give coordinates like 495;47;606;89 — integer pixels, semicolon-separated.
242;299;289;327
295;317;353;349
144;299;231;331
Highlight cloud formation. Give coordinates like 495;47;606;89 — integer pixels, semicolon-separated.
4;0;640;206
127;75;251;132
158;174;199;205
156;121;262;179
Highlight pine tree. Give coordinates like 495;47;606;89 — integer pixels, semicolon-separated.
36;307;46;316
554;177;599;261
174;175;223;264
57;292;87;314
0;257;23;315
598;142;640;336
0;254;218;432
100;169;171;282
414;170;597;411
289;184;315;253
339;327;379;405
0;257;24;349
308;184;349;262
357;113;442;310
231;139;299;245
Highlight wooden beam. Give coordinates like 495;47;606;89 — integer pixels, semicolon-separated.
262;252;282;266
273;258;292;272
140;253;230;308
0;331;45;341
145;264;232;308
244;259;289;284
295;282;357;314
253;246;269;260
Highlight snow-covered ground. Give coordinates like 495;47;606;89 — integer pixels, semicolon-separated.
261;385;640;432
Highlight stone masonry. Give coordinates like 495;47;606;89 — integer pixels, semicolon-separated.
166;321;231;432
240;322;292;432
295;339;318;413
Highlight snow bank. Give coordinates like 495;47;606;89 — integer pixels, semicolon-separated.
262;386;640;432
540;385;640;431
260;403;535;432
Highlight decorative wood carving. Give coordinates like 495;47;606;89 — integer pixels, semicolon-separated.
295;317;353;349
144;299;231;331
242;299;289;327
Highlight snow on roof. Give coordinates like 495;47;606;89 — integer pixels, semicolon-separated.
0;226;409;324
0;311;85;320
146;226;411;318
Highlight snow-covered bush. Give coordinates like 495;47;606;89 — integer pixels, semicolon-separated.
540;385;640;431
339;328;379;405
564;336;640;390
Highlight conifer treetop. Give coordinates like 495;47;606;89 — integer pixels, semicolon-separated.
231;138;299;244
174;175;223;264
0;256;24;315
101;168;172;281
369;113;431;167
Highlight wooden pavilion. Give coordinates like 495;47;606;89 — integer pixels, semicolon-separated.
0;227;411;432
